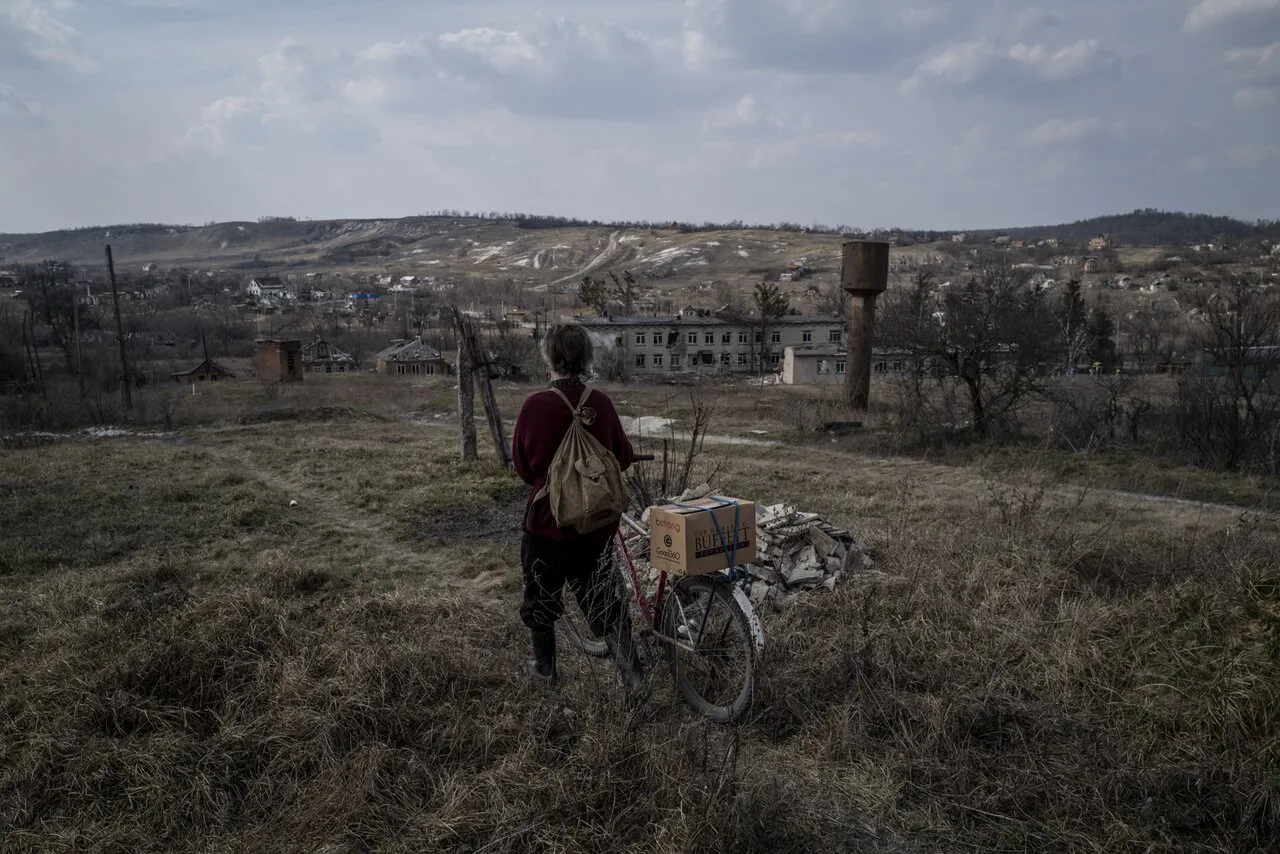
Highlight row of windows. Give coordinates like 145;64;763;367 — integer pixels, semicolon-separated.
816;360;847;375
635;352;781;368
631;329;842;346
395;363;437;375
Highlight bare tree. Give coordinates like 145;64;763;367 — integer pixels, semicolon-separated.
815;279;849;318
609;270;638;316
1124;304;1180;372
1175;278;1280;472
19;261;85;374
578;270;640;316
879;263;1061;439
751;280;789;374
1056;279;1091;374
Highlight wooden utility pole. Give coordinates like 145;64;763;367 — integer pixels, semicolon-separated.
105;245;132;411
841;240;890;417
457;339;478;461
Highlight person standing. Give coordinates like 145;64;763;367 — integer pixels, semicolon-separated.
512;322;644;695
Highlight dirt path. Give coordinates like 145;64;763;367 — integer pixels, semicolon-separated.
409;412;1266;524
187;437;516;598
551;229;623;285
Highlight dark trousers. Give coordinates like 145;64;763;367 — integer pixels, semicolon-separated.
520;532;623;636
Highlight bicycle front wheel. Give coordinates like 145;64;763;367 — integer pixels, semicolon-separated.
559;595;610;658
661;573;757;723
557;541;619;659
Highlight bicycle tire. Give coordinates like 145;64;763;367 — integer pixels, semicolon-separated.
661;573;756;723
559;597;610;658
556;541;620;659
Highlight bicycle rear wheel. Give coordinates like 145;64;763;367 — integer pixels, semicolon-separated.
661;573;756;723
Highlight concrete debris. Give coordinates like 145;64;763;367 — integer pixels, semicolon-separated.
751;502;873;598
675;483;712;502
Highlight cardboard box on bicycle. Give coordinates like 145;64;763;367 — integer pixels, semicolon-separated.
648;496;756;576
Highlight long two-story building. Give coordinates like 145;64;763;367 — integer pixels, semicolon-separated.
575;307;845;377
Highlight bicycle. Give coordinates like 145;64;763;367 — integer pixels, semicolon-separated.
559;454;765;724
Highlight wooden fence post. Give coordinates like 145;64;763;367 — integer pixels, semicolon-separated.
457;339;478;462
451;305;511;467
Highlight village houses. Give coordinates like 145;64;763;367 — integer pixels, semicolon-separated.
246;276;289;301
302;337;358;373
374;337;450;377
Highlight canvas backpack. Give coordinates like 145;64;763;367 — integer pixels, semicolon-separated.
535;386;628;534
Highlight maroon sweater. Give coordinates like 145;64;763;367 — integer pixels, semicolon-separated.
513;382;634;542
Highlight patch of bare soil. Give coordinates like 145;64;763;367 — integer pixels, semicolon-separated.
412;486;529;548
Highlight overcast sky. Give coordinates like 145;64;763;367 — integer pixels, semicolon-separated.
1;0;1278;233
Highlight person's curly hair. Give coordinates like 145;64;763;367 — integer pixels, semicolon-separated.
540;322;594;377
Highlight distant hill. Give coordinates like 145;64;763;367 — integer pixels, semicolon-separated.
974;209;1280;247
1;210;1276;279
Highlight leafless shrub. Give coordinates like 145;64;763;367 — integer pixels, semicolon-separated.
1046;374;1150;452
1175;278;1280;473
625;388;724;510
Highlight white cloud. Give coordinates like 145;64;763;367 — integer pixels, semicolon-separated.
357;37;429;65
1224;41;1280;66
904;40;993;88
1012;39;1117;80
0;80;41;120
1;0;97;71
185;40;361;152
1233;85;1279;105
903;38;1120;92
701;92;760;132
1185;0;1280;33
437;27;543;74
685;0;951;73
1027;116;1105;144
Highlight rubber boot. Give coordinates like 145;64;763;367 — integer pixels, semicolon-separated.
606;626;646;701
522;628;557;683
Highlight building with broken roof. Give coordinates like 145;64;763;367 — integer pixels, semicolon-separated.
576;306;844;376
171;359;235;382
374;337;450;377
302;337;357;374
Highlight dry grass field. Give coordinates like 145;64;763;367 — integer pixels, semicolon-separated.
3;375;1278;852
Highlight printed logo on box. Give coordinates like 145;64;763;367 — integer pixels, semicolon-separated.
692;528;752;560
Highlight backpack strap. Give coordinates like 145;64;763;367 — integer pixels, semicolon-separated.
548;384;593;419
532;385;594;505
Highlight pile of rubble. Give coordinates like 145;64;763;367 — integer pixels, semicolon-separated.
634;486;874;606
750;503;872;599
